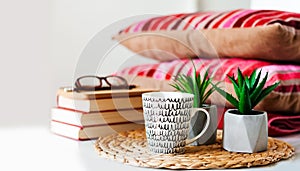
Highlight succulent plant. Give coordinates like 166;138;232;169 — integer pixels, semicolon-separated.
212;68;280;115
171;61;217;108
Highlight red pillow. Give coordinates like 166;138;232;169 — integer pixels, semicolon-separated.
119;9;300;34
117;58;300;114
115;9;300;63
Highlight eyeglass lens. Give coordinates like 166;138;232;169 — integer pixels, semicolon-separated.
78;77;102;87
106;76;127;86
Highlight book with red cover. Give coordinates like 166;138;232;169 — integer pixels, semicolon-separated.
51;107;144;127
50;120;145;140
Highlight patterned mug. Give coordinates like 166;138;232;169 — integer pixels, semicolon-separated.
142;92;210;154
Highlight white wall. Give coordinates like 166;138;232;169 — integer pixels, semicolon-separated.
0;0;51;127
251;0;300;12
197;0;250;11
0;0;199;127
52;0;199;79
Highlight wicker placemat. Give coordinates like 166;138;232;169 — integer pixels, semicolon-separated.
94;129;295;169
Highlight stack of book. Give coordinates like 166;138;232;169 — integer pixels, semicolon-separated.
51;87;155;140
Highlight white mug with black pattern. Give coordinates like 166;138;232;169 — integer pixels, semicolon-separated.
142;92;210;154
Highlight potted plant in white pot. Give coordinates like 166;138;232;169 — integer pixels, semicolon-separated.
212;68;280;153
171;61;219;145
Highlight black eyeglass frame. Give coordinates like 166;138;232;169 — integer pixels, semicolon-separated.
74;75;135;91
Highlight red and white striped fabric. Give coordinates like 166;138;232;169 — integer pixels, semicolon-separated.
119;58;300;90
117;58;300;113
120;9;300;34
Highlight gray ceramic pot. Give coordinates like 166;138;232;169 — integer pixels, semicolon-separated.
222;109;268;153
188;104;218;145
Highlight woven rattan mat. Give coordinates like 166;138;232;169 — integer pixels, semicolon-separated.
95;129;295;169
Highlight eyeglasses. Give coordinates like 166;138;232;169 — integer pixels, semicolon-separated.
74;75;136;91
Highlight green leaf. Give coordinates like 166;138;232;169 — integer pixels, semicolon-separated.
245;76;250;89
237;68;244;88
186;75;195;91
239;82;252;114
228;75;240;99
197;68;212;106
170;59;216;107
173;75;192;93
182;75;193;92
250;69;262;93
250;71;269;104
191;58;198;76
204;81;220;102
195;72;201;90
228;74;239;86
252;81;280;107
249;69;257;88
212;83;239;108
202;87;215;104
193;75;200;107
200;81;210;101
170;84;180;90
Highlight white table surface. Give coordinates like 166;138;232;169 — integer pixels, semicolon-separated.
1;126;299;171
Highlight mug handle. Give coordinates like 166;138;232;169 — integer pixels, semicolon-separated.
186;108;210;145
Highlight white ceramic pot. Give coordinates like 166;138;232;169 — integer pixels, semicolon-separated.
222;109;268;153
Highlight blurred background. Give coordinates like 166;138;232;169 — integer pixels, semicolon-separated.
2;2;300;171
0;0;260;127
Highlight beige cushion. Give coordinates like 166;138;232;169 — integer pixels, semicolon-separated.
114;24;300;62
